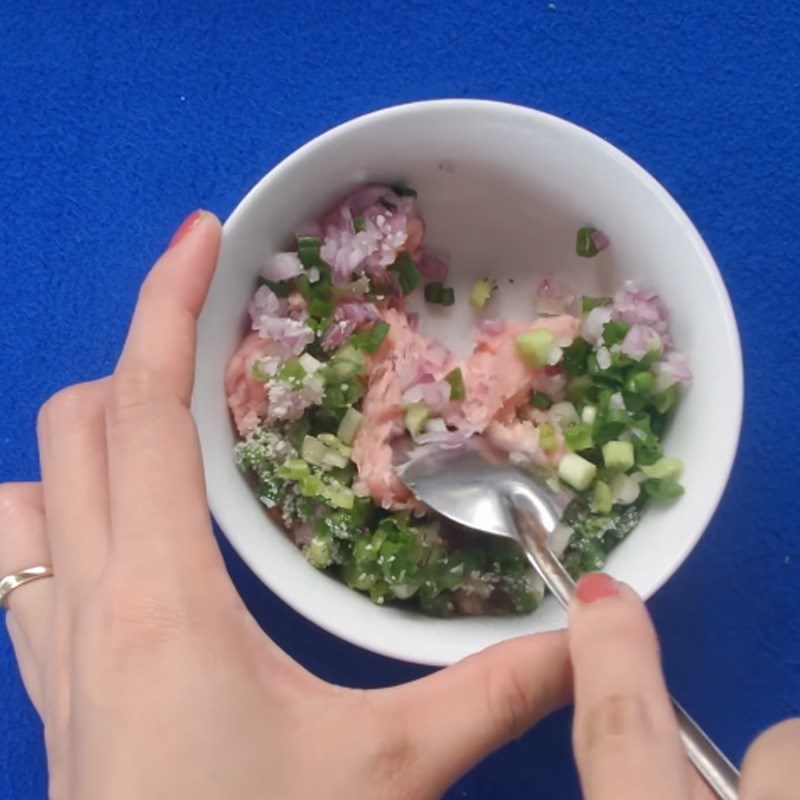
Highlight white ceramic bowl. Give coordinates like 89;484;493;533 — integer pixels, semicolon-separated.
194;100;743;666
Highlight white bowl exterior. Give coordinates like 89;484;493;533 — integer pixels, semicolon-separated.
194;100;743;666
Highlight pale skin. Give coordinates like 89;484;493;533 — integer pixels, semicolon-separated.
0;211;796;799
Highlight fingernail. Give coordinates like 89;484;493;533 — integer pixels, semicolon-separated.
168;210;204;249
575;572;619;604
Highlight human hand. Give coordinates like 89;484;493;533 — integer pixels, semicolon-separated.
0;210;571;800
568;572;800;799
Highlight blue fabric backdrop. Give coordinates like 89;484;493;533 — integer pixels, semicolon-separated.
1;1;797;797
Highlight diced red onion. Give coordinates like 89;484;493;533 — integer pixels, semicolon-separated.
613;281;670;334
480;319;505;335
620;324;662;361
402;379;452;413
256;316;315;355
248;285;285;323
335;299;381;325
321;319;358;351
591;230;611;252
419;253;449;283
264;251;304;282
654;349;693;388
535;275;575;315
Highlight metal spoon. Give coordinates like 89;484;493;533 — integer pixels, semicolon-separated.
397;438;739;800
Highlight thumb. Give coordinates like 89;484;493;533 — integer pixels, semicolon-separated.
389;630;570;792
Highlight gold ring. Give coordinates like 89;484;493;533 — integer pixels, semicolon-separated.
0;566;54;609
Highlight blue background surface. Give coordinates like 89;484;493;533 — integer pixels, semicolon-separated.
1;1;798;797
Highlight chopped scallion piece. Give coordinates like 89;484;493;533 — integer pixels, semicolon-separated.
353;216;366;232
278;359;306;386
424;282;444;303
296;235;321;268
337;406;364;445
444;367;466;401
643;477;684;500
515;329;558;367
538;423;557;452
581;295;613;313
251;360;271;383
641;457;683;480
576;226;600;258
564;421;593;452
470;277;496;309
389;183;417;197
531;391;552;410
439;287;455;306
349;321;390;353
388;252;421;295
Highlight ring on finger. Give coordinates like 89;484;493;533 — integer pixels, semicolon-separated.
0;565;54;609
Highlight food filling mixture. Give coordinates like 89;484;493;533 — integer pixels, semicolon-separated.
226;185;692;617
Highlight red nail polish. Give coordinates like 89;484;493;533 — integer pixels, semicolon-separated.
576;572;619;604
168;210;204;249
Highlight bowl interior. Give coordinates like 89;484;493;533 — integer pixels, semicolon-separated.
194;101;742;666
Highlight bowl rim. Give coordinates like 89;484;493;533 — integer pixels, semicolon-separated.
206;98;744;666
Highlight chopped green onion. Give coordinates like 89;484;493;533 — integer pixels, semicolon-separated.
337;406;364;445
538;423;557;452
389;183;417;197
301;436;329;467
576;226;600;258
439;287;455;306
531;391;552;410
602;320;631;347
581;295;613;313
641;457;683;480
278;458;311;481
515;329;558;367
424;282;443;303
307;293;335;320
303;534;334;569
558;452;598;491
643;477;684;500
349;321;390;353
388;252;421;295
251;360;271;383
404;403;430;437
278;359;306;386
353;216;367;233
652;384;680;413
445;367;466;401
563;338;592;376
470;277;496;309
591;480;613;514
257;277;292;297
564;421;593;452
626;371;655;394
550;401;580;427
296;235;321;268
602;440;635;472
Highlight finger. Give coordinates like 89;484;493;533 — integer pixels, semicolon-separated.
388;630;570;793
0;482;53;710
569;574;690;800
741;718;800;798
37;380;110;604
105;212;227;578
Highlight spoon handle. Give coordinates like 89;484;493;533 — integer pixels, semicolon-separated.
509;498;740;800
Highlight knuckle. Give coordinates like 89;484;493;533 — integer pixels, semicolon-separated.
575;693;654;756
38;384;98;436
484;663;534;741
84;571;191;659
108;361;160;416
